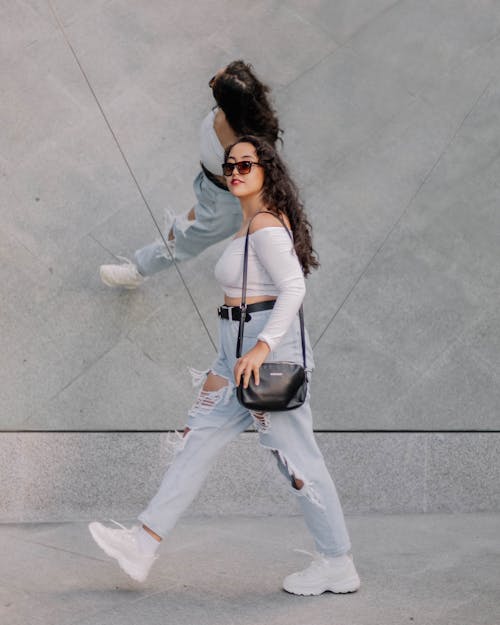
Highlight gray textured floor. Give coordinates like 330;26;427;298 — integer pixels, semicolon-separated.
1;513;499;625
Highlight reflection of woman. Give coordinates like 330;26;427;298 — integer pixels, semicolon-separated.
89;136;360;597
99;60;281;288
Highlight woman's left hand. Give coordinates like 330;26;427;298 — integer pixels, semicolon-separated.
234;341;271;388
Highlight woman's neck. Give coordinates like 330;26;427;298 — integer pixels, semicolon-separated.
240;197;269;224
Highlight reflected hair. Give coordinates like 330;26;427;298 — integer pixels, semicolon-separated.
212;60;282;146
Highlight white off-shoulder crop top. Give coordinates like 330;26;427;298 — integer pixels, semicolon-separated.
214;227;306;351
199;108;225;176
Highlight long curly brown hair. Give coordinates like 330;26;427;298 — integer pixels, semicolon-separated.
212;60;282;146
225;136;319;276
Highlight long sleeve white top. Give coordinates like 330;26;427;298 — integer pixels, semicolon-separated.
214;227;306;351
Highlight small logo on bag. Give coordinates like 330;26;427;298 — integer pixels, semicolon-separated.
270;372;283;376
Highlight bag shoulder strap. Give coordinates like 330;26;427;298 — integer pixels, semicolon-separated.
240;211;286;308
247;210;288;233
236;211;307;371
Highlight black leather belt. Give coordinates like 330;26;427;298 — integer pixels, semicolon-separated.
218;300;275;322
201;163;229;191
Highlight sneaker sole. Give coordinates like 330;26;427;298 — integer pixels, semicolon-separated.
283;575;361;596
88;523;148;583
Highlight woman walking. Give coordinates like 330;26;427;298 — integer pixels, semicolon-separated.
99;60;281;288
89;136;360;596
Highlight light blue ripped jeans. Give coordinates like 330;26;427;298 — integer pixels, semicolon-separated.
134;170;242;276
139;309;352;557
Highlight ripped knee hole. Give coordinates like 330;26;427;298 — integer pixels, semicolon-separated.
202;373;229;393
188;372;231;417
252;411;267;423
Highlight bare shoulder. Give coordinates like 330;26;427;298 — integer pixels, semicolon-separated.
249;211;291;234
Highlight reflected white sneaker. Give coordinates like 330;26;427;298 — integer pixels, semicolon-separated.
99;257;144;289
88;521;157;582
283;552;360;596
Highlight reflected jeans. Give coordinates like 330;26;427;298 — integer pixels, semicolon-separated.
139;310;352;557
134;170;242;276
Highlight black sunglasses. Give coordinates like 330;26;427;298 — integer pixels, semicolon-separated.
222;161;263;176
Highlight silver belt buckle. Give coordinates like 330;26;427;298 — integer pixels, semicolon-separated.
221;305;232;320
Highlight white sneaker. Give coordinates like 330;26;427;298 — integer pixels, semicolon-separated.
283;552;361;596
99;257;144;289
88;521;157;582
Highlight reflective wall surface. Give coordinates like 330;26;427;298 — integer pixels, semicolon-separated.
2;0;500;430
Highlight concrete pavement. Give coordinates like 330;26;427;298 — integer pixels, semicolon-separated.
1;513;499;625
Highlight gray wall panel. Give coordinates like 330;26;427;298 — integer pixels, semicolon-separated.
1;433;498;521
2;1;500;430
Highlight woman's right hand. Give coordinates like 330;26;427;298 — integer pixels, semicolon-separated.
234;340;270;388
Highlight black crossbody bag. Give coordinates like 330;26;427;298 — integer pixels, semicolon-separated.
235;214;308;411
